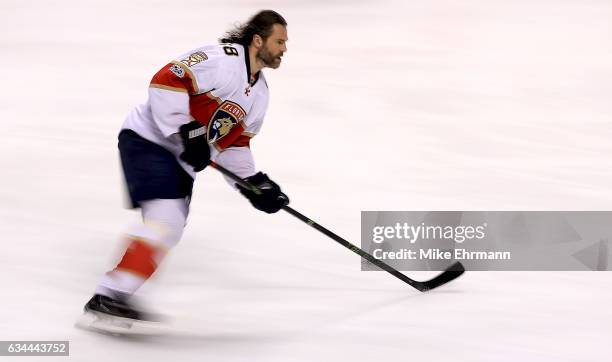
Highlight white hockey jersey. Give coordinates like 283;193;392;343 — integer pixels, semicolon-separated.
122;43;269;179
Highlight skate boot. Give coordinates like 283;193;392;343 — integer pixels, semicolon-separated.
77;294;163;335
85;294;153;320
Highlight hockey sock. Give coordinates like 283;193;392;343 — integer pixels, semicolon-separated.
95;199;188;297
96;237;167;297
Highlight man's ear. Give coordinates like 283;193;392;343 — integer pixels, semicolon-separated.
252;34;263;49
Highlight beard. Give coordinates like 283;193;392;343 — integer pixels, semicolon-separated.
256;46;283;69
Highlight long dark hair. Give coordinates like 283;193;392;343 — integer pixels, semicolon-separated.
220;10;287;46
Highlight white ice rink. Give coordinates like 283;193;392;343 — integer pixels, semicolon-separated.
1;0;611;361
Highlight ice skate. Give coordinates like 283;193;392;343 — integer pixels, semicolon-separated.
76;294;165;336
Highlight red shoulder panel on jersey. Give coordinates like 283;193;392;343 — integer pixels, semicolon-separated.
150;62;197;94
189;92;221;126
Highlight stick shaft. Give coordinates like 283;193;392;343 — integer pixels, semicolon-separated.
209;161;422;288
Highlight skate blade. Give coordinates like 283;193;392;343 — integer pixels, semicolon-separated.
75;311;165;336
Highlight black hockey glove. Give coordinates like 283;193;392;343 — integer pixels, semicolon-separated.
237;172;289;214
179;121;210;172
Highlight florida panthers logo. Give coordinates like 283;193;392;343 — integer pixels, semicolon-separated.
207;101;247;143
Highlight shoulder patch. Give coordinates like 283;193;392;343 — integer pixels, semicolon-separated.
180;51;208;67
168;64;185;78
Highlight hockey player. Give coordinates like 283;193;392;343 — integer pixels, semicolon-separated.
81;10;289;329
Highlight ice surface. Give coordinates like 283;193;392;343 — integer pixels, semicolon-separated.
1;0;611;361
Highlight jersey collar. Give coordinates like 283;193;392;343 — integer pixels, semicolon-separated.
243;44;260;86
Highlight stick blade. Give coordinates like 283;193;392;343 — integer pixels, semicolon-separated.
414;262;465;292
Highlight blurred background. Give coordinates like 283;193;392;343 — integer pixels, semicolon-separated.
0;0;611;361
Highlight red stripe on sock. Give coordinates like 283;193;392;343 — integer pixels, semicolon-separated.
116;239;159;278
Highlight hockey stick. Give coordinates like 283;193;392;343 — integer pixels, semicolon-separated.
209;161;465;292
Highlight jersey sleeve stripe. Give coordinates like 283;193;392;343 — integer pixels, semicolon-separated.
228;134;251;148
